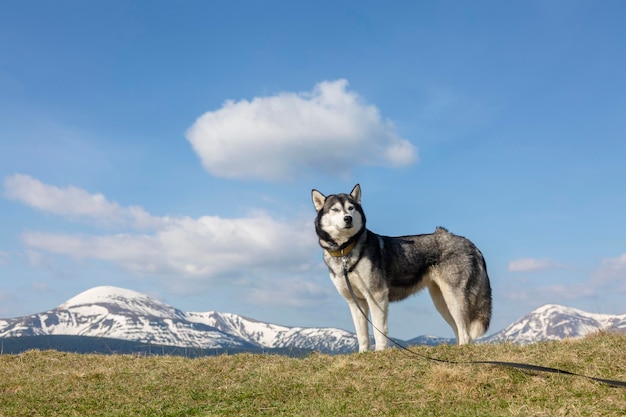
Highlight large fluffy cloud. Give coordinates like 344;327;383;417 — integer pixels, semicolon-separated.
186;79;417;181
5;175;317;280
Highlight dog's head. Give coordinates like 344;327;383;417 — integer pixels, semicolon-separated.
311;184;365;247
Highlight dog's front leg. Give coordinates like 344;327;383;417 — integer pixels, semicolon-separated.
370;290;389;351
346;298;370;352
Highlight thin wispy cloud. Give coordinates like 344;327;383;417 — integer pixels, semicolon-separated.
186;79;417;181
508;257;564;273
505;254;626;304
592;253;626;293
244;277;334;309
501;282;596;304
538;284;596;300
32;282;50;292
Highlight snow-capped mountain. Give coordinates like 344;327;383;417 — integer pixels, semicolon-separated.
486;304;626;344
186;310;357;352
0;286;357;353
1;287;625;352
406;335;454;346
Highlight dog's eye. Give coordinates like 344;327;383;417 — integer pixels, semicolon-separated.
347;206;354;211
331;208;340;212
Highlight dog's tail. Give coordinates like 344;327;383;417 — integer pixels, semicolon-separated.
470;316;490;340
470;256;492;340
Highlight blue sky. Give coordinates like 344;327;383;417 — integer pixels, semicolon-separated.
1;1;625;339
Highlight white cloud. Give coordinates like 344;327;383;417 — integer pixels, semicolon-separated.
508;257;563;272
7;176;318;281
4;174;165;229
0;250;8;265
186;79;417;181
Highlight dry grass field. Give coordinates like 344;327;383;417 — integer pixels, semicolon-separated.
1;332;625;416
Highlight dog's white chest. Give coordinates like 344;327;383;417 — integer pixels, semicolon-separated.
325;254;376;298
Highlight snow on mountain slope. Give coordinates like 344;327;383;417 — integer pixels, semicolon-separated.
2;287;625;351
486;304;626;344
59;286;181;318
186;311;357;352
0;286;358;352
186;311;289;347
0;286;249;349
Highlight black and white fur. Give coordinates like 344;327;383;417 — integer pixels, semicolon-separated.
312;184;492;352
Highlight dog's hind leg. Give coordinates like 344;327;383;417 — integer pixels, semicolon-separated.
428;281;471;345
428;282;459;340
346;297;371;352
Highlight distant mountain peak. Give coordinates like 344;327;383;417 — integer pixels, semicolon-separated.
60;286;145;306
57;286;180;319
534;303;566;312
486;303;626;344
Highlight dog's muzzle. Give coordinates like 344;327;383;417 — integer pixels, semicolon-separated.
344;215;353;227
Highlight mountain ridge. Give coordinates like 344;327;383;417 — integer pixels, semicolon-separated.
1;286;625;353
0;286;358;353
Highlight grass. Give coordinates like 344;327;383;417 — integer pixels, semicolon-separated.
1;332;625;416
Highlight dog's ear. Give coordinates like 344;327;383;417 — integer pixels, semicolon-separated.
350;184;361;204
311;189;326;212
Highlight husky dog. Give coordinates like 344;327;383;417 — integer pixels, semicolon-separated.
312;184;492;351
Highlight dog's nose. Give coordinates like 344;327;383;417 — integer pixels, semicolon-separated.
344;215;352;224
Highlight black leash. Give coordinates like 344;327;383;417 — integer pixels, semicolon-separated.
341;259;626;388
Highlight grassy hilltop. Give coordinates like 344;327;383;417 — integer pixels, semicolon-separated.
1;333;625;416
